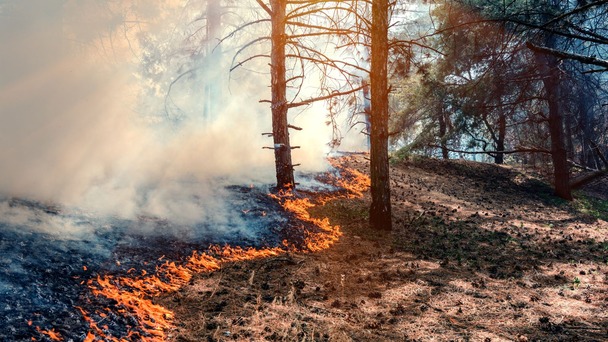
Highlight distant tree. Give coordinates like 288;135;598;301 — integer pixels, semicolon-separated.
465;0;608;200
401;0;608;200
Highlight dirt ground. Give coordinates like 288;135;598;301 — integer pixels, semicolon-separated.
159;155;608;342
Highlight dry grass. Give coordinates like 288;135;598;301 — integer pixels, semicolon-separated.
160;155;608;342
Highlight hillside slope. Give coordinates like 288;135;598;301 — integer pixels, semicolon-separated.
160;155;608;342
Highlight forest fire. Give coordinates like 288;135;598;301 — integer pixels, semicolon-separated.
30;159;370;341
3;0;607;340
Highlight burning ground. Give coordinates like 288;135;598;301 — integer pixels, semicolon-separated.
0;159;367;341
160;155;608;342
0;182;320;341
1;155;607;341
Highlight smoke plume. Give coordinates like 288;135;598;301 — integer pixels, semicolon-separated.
0;1;340;229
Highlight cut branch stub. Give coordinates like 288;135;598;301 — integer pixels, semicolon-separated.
262;143;288;150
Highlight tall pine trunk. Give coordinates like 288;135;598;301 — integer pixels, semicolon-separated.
270;0;295;190
369;0;392;231
532;36;572;200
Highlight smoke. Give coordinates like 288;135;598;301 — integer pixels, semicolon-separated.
0;1;345;229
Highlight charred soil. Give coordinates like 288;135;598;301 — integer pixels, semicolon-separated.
160;155;608;342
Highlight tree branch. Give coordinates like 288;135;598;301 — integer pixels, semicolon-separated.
255;0;272;16
288;85;365;109
543;0;608;27
526;42;608;69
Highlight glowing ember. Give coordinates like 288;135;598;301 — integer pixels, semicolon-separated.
66;159;369;341
35;327;62;341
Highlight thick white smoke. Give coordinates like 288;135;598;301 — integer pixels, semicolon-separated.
0;1;344;228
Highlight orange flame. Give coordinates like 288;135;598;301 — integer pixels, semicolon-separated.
328;157;371;199
35;327;62;341
67;159;369;341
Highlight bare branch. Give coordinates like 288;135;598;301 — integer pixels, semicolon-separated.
255;0;272;16
543;0;608;27
526;42;608;69
230;53;270;72
230;37;271;71
288;85;366;109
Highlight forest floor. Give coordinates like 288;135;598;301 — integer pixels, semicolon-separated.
159;155;608;342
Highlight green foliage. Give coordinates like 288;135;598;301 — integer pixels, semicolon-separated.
574;194;608;221
390;1;546;160
390;146;411;164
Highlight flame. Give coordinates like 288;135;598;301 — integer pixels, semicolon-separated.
35;327;62;341
328;156;371;199
63;158;369;341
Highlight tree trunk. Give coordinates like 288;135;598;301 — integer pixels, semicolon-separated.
495;112;506;164
532;40;572;200
578;82;594;168
204;0;223;123
270;0;295;190
369;0;392;231
494;79;506;165
438;106;449;160
565;112;575;161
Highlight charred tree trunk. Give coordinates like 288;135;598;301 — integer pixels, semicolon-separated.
270;0;295;190
495;112;506;164
532;38;572;200
369;0;392;231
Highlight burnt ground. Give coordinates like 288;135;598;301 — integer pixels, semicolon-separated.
159;155;608;342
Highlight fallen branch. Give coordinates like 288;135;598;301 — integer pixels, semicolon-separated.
568;159;598;172
570;169;608;189
588;139;608;169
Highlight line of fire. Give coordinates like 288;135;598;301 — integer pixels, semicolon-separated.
19;160;370;341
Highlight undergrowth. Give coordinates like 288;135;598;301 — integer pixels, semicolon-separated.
574;193;608;221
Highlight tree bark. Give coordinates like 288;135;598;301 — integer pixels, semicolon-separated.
494;79;506;164
369;0;392;231
495;112;506;164
270;0;295;190
578;81;594;168
438;107;449;160
531;38;573;200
